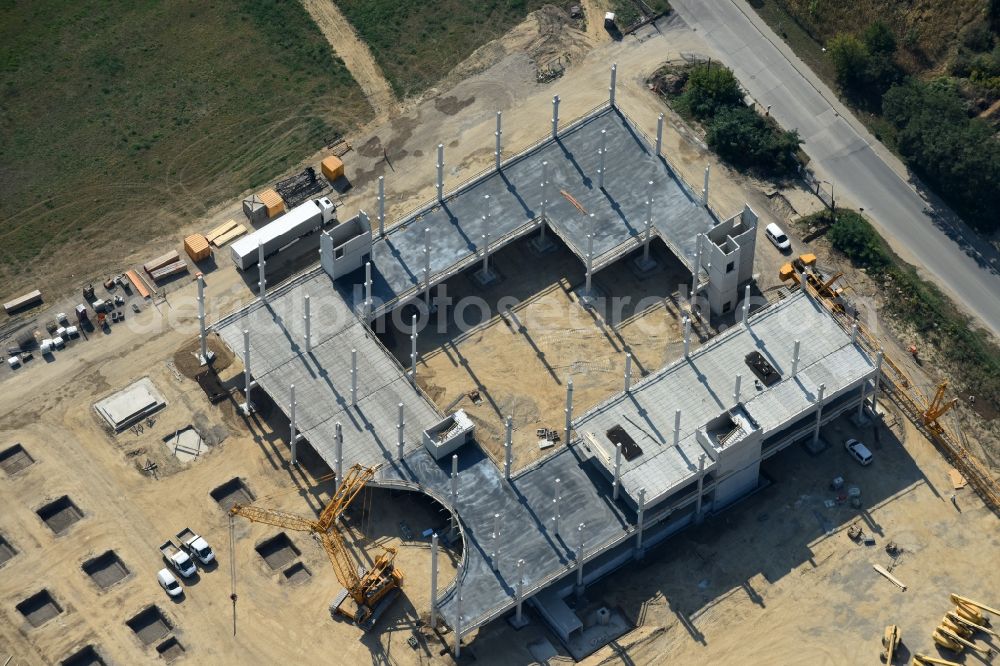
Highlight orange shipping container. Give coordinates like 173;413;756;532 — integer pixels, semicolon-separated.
258;188;285;218
321;155;345;181
184;233;211;262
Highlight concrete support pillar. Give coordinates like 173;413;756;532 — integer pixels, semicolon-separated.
334;422;343;494
454;563;464;658
702;165;710;207
694;454;706;523
612;443;622;501
289;384;298;465
364;262;373;322
397;403;405;460
597;129;607;189
733;373;742;405
423;227;432;305
491;512;501;571
857;378;867;419
257;241;267;303
551;95;560;139
741;283;751;325
377;176;385;236
655;113;664;156
585;232;594;295
870;350;884;412
792;339;801;377
564;377;574;444
673;409;681;447
812;383;827;445
504;415;513;481
350;348;358;406
410;314;418;384
242;329;254;413
624;352;633;393
451;453;459;506
514;559;526;624
691;235;703;300
430;533;439;629
609;64;617;106
196;274;209;365
642;181;654;263
683;316;692;359
851;322;858;344
552;477;562;537
540;160;550;224
303;294;311;354
635;487;646;556
436;144;444;202
575;523;586;590
494;111;502;170
481;225;491;276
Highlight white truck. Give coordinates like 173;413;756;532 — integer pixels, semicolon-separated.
230;197;336;270
176;528;215;565
157;568;183;597
159;540;197;578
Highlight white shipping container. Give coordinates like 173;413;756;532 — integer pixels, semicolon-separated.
230;198;335;270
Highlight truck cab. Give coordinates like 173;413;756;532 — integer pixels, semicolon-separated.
176;528;215;565
159;540;197;578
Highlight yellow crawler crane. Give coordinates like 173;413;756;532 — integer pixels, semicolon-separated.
911;654;962;666
230;464;403;628
946;610;1000;638
931;625;993;656
881;624;901;663
951;593;999;624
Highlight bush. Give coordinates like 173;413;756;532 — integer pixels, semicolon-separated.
681;63;743;119
826;211;892;272
829;34;869;89
706;106;801;175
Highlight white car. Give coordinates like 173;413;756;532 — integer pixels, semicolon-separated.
157;568;183;597
765;223;792;252
845;438;873;466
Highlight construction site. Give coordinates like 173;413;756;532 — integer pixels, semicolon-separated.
1;10;999;666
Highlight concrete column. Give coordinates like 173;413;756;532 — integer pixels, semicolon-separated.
585;232;593;295
741;284;751;325
691;235;703;300
597;129;607;189
377;176;385;236
429;533;439;629
504;415;513;481
350;348;358;406
674;409;681;447
540;160;550;223
553;477;562;537
364;262;372;322
303;294;311;354
613;443;622;501
702;165;710;207
575;523;586;589
242;329;254;413
397;403;405;460
494;111;502;170
733;373;742;405
609;64;617;106
694;454;706;523
851;322;858;344
481;225;491;275
870;350;884;412
334;422;343;494
410;314;418;384
858;375;868;418
454;563;464;658
551;95;560;139
436;144;444;202
514;559;526;624
624;352;632;393
655;113;664;156
636;487;646;555
792;339;801;377
564;377;574;444
683;316;692;359
451;453;459;506
812;383;827;445
196;274;209;365
423;227;431;305
491;512;501;571
643;181;654;263
289;384;298;465
257;241;267;303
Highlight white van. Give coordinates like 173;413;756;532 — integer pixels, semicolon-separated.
765;223;792;252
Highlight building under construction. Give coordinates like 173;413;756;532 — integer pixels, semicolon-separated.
213;66;880;654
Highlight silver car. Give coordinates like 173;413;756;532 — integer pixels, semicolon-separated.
845;438;873;466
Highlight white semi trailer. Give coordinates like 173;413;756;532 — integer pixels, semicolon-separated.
230;197;335;270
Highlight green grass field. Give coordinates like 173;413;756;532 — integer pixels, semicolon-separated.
0;0;370;292
334;0;550;98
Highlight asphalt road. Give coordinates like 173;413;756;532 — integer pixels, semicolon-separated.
671;0;1000;336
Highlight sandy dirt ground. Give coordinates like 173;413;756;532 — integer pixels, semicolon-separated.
2;7;998;666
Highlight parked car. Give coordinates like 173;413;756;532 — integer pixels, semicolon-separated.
157;568;183;597
845;438;873;466
765;223;792;252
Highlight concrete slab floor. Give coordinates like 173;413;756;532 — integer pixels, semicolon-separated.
381;234;697;471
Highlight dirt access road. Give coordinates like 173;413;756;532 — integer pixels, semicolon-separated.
301;0;398;119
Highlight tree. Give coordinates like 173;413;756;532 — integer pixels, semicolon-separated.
828;34;869;89
863;21;897;55
682;63;743;119
706;106;801;175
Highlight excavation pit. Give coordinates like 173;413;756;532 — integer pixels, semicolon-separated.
16;589;63;627
210;477;254;511
61;645;106;666
0;534;15;565
82;550;129;590
255;533;300;570
282;561;311;584
37;495;83;535
126;606;172;646
156;637;185;662
0;442;34;475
